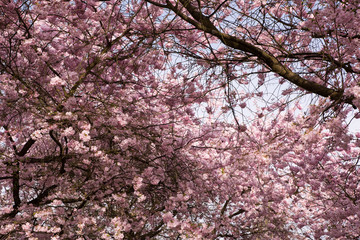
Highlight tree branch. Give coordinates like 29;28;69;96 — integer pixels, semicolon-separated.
12;161;20;210
28;185;58;207
149;0;355;106
17;138;36;157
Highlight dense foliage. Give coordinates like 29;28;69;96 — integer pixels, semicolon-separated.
1;0;360;239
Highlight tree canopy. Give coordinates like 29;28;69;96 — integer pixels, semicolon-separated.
1;0;360;239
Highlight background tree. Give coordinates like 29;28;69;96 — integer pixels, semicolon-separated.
0;0;360;239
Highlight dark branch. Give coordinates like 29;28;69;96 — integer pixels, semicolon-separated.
24;154;73;164
49;130;63;156
149;0;355;107
17;138;36;157
28;185;58;207
12;161;20;209
229;208;246;218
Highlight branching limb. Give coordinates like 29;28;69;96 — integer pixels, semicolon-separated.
146;0;355;107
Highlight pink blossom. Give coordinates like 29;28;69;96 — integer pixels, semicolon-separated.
22;222;32;232
30;130;43;140
116;115;128;127
50;76;66;86
1;1;360;239
133;177;143;190
63;127;75;136
162;212;173;223
79;130;90;142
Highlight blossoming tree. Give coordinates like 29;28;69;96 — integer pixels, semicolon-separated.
1;0;360;239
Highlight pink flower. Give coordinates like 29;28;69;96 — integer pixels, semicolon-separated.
162;212;173;223
168;219;179;228
50;76;66;86
22;222;32;232
63;127;75;136
79;130;91;142
116;115;128;126
0;206;13;215
133;177;143;190
31;130;43;140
